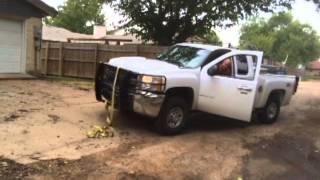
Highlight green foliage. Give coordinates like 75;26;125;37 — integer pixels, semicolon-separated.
105;0;293;45
240;12;320;66
45;0;105;34
308;0;320;9
200;31;222;46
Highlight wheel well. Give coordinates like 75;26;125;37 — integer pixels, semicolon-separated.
269;89;285;103
165;87;194;108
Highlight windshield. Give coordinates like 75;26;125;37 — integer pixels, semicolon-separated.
157;45;211;68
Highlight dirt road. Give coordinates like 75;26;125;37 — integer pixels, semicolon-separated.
0;79;319;180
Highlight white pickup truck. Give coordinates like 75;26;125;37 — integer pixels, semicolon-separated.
95;43;299;135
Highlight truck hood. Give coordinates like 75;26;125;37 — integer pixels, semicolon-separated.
108;56;179;75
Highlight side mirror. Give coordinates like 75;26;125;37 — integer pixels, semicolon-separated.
207;65;218;76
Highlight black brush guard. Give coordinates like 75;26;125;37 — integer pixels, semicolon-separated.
293;75;300;94
95;63;138;111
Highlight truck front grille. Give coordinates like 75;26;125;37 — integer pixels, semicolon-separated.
95;63;138;110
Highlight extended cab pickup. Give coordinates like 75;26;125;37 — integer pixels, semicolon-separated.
95;43;299;135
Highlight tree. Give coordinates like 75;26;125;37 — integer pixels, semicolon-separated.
308;0;320;9
46;0;105;34
105;0;293;45
200;31;222;46
239;12;320;66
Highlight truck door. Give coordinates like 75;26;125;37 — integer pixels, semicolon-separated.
198;51;263;122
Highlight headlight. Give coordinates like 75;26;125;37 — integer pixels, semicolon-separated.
140;75;165;84
137;75;166;92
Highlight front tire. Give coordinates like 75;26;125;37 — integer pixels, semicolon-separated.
155;97;189;135
259;94;281;124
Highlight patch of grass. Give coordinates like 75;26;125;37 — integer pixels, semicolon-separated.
301;76;320;81
43;76;94;91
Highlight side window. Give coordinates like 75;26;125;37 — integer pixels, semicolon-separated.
236;55;249;75
250;55;258;76
235;55;257;80
215;57;233;77
202;49;232;66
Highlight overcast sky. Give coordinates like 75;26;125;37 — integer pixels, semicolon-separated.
43;0;320;46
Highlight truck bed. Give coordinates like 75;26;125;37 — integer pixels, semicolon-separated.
254;74;298;109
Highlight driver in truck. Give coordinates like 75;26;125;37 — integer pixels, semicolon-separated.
217;58;232;76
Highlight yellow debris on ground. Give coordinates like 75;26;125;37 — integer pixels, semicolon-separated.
87;125;115;138
87;67;120;139
87;103;116;138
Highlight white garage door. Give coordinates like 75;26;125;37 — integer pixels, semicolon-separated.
0;19;23;73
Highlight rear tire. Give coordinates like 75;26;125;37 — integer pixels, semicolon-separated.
155;97;189;135
259;94;281;124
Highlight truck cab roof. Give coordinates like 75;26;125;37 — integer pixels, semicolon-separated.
177;43;232;52
177;43;264;55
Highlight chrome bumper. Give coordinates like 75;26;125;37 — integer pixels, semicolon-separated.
133;92;165;117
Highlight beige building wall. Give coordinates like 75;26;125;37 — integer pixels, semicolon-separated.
24;17;42;74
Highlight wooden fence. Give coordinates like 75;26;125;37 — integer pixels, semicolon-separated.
40;42;168;78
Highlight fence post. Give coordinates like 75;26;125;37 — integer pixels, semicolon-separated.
58;42;64;76
93;44;98;78
136;45;140;56
44;42;49;75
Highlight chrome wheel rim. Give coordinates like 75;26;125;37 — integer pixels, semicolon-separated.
267;103;277;119
167;107;184;129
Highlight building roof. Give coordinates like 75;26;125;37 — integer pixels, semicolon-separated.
42;26;93;42
102;34;140;44
26;0;57;16
107;28;147;44
308;59;320;70
42;25;139;44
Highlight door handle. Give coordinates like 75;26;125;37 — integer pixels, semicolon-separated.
238;87;253;92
